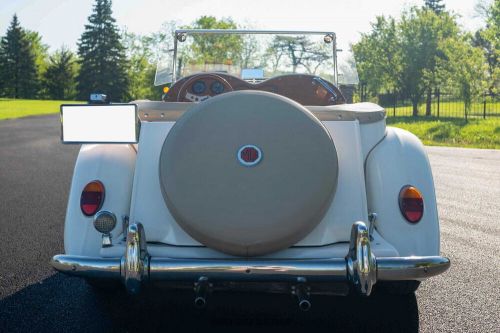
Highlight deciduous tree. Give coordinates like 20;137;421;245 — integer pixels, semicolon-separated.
352;16;400;96
268;36;331;74
25;30;49;87
353;8;460;116
181;16;242;71
399;8;459;116
439;35;488;120
122;31;159;100
473;0;499;94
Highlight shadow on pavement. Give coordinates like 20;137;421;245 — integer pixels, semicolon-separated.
0;274;419;333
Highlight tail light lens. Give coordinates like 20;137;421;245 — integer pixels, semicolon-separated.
80;181;105;216
399;185;424;223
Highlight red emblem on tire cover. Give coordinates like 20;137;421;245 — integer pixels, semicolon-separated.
237;145;262;166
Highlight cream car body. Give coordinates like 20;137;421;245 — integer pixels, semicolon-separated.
53;30;449;306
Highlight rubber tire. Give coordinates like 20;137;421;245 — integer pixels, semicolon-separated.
376;281;421;295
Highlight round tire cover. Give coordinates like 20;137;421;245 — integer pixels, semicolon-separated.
159;91;338;256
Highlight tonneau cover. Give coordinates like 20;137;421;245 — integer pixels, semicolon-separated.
133;100;385;124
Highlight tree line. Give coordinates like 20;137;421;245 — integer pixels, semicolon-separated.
352;0;499;116
0;0;156;102
0;0;245;102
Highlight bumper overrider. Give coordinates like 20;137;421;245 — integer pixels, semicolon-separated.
51;222;450;297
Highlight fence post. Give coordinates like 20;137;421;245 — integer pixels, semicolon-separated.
361;83;366;102
393;91;396;117
483;93;487;119
437;89;440;119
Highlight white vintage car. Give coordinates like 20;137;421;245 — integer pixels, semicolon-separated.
52;30;450;309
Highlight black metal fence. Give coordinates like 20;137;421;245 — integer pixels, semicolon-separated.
365;90;499;119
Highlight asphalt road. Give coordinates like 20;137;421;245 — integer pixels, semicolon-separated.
0;115;498;332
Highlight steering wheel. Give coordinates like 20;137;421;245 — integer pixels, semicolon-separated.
176;73;233;102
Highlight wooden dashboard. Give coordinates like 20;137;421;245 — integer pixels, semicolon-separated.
163;73;345;106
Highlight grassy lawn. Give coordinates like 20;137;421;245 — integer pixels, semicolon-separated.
0;98;83;120
387;116;500;149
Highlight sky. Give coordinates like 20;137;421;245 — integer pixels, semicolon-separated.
0;0;492;54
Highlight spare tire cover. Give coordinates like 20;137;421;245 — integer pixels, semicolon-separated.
159;91;338;256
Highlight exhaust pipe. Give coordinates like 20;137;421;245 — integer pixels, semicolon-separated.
294;278;311;311
194;296;206;309
298;298;311;311
194;277;209;309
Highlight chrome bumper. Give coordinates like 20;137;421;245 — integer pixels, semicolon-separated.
51;222;450;296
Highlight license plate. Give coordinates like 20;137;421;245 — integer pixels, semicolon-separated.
61;104;139;143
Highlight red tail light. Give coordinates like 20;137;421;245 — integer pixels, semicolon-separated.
80;181;105;216
399;185;424;223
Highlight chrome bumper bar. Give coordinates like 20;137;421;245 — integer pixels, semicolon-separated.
51;222;450;296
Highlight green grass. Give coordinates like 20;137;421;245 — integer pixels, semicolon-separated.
387;116;500;149
0;98;83;120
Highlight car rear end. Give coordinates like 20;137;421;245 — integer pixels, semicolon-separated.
53;92;449;305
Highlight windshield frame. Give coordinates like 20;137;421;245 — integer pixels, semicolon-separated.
170;29;339;85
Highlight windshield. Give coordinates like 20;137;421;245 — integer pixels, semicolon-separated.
155;30;343;86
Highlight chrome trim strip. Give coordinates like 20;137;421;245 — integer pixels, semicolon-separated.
51;222;450;296
377;256;451;280
51;255;121;279
149;258;347;282
172;29;338;85
175;29;336;35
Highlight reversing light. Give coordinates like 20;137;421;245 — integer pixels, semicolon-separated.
80;181;105;216
399;185;424;223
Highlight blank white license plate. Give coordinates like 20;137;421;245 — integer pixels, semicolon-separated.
61;104;139;143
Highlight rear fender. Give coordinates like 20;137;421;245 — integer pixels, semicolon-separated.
365;127;439;256
64;144;136;256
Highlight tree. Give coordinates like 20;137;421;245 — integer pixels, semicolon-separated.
268;36;331;74
424;0;445;14
76;0;129;101
352;16;400;95
181;16;242;71
121;22;178;100
122;31;159;100
43;48;77;100
353;8;460;116
146;21;177;64
238;34;259;69
271;36;308;73
25;30;49;88
0;15;39;98
474;0;499;94
399;8;459;116
438;35;488;120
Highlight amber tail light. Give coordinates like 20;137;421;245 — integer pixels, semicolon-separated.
399;185;424;223
80;181;105;216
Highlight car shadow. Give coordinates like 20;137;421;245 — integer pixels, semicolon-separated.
0;274;419;333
